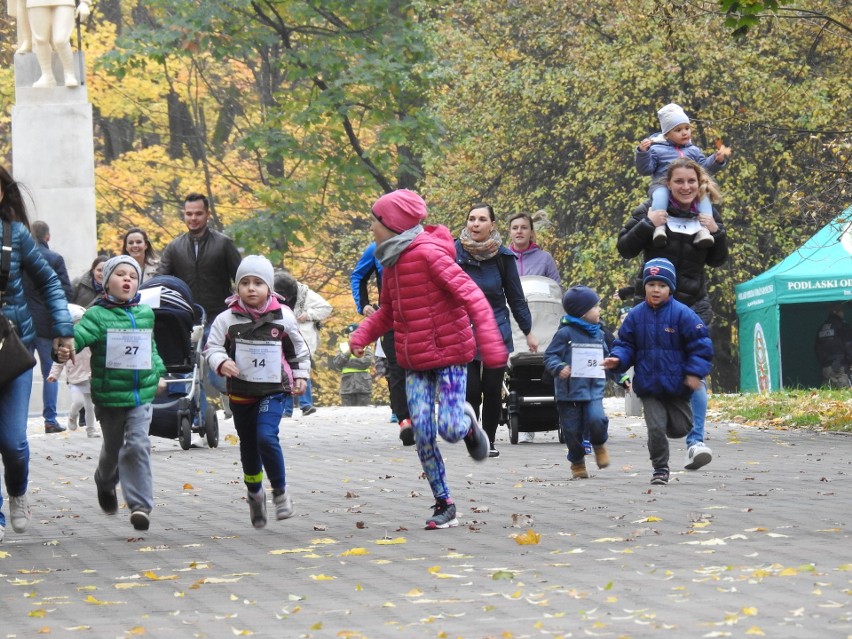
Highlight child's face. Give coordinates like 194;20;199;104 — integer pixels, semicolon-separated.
582;303;601;324
238;276;270;308
664;123;691;147
106;264;139;301
644;280;671;307
371;217;396;246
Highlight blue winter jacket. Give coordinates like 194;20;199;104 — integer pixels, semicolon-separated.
609;297;713;399
455;242;532;354
635;139;726;182
544;320;608;402
23;240;73;338
349;242;382;315
1;221;73;344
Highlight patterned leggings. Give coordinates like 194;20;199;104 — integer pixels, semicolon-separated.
406;365;469;502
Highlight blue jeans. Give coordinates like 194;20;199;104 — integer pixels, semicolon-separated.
30;336;59;425
0;368;34;527
558;399;608;463
686;380;707;447
231;393;287;493
282;379;313;413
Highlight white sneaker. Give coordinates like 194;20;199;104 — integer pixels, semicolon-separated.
68;414;78;431
0;523;5;543
518;431;535;444
9;493;32;533
685;443;713;470
248;489;267;529
273;489;294;520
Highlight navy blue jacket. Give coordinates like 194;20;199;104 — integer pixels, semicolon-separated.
23;240;72;338
455;242;531;354
609;297;713;399
544;320;608;402
1;221;73;345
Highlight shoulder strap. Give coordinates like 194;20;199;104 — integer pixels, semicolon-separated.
0;220;12;296
495;251;507;282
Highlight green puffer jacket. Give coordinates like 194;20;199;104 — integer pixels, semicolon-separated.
73;303;166;407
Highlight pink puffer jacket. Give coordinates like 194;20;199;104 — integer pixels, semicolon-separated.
350;225;507;371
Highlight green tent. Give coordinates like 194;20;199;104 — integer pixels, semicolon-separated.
736;207;852;392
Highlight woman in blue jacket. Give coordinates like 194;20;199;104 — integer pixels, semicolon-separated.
456;203;538;457
0;167;74;542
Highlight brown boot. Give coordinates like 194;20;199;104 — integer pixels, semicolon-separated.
571;462;589;479
593;445;610;469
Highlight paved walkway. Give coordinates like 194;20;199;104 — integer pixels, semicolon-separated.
2;400;850;638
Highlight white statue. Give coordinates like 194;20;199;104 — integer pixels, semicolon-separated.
14;0;91;88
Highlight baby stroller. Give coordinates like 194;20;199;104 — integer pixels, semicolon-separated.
139;275;219;450
504;276;564;444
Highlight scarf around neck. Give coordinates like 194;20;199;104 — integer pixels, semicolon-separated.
459;227;502;261
375;225;423;267
97;292;141;309
561;314;601;339
226;291;285;321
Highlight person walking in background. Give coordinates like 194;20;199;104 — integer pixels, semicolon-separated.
274;270;332;417
0;166;74;543
331;323;374;406
71;255;107;308
205;256;311;529
350;242;413;443
22;220;73;434
122;228;159;283
604;258;713;486
814;303;852;388
456;203;538;457
67;256;166;531
617;158;729;471
349;189;504;530
47;304;101;438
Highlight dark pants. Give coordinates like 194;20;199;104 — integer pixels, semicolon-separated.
381;331;409;422
466;360;507;444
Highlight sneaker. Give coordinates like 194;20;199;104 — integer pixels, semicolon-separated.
684;443;713;470
462;403;489;462
425;498;458;530
273;489;294;520
9;494;31;533
248;489;267;529
86;428;101;439
388;413;398;423
488;444;500;458
44;422;66;434
593;445;610;469
518;431;535;444
96;477;118;515
301;405;317;416
398;418;415;447
282;412;293;418
570;462;589;479
693;227;715;249
68;414;78;431
652;222;668;247
651;468;670;485
583;440;593;455
130;510;150;531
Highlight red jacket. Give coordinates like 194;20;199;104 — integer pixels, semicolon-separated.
350;225;507;371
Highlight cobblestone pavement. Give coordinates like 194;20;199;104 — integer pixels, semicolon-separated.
1;400;850;638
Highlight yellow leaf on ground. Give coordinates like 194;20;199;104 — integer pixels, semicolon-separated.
183;483;194;490
84;595;125;605
745;627;765;636
269;547;314;554
742;607;758;616
143;571;177;581
310;574;336;581
115;583;146;590
28;609;47;618
375;537;406;545
405;588;423;597
513;529;541;545
127;627;146;636
224;434;238;445
340;548;370;556
231;628;254;636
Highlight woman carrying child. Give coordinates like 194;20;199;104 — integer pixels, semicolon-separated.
349;190;505;530
205;256;311;529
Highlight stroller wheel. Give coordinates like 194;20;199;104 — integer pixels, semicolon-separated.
178;415;193;450
205;406;219;448
509;414;520;445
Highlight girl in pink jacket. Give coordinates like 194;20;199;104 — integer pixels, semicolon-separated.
349;189;507;530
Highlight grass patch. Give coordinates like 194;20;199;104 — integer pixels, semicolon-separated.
709;389;852;433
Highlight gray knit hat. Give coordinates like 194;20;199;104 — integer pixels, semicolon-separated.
102;255;142;293
235;255;275;292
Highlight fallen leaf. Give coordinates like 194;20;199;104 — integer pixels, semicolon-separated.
28;609;47;618
183;483;194;490
375;537;406;545
513;529;541;545
492;570;514;580
340;548;370;557
309;574;336;581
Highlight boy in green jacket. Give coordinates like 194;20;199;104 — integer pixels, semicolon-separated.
73;256;165;531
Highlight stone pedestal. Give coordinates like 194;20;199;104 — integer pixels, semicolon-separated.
12;51;97;282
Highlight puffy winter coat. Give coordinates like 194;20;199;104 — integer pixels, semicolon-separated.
635;139;726;182
0;220;72;345
22;240;73;338
349;225;507;371
617;201;729;313
609;297;713;399
543;321;608;402
71;270;100;307
73;303;166;407
455;242;532;354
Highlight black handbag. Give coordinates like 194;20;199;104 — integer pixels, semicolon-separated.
0;220;38;389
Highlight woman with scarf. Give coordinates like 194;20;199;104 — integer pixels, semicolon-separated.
456;203;538;457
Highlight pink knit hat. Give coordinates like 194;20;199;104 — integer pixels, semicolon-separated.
371;189;428;233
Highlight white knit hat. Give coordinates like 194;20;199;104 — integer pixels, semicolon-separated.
657;103;690;136
235;255;275;291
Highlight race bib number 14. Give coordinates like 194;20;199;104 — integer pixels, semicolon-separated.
234;339;282;384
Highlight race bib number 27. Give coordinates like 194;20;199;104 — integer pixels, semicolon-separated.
105;329;153;370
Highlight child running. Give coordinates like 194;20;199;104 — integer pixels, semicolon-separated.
636;103;730;248
603;258;713;485
349;189;506;530
205;255;311;529
72;256;165;531
48;304;101;438
543;286;610;479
